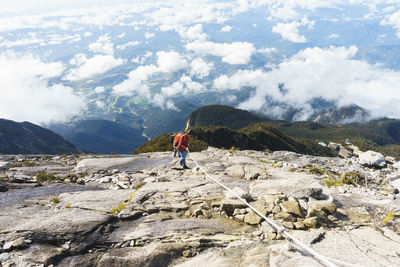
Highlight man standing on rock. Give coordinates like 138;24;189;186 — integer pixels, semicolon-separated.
176;131;190;169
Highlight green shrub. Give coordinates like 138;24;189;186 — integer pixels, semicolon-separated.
382;211;400;224
36;171;58;183
340;171;364;186
309;166;325;175
51;197;60;205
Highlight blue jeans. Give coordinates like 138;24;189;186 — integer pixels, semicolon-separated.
178;150;187;167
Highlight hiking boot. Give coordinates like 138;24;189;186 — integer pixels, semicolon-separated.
183;165;190;169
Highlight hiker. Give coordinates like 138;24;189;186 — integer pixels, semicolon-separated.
176;131;190;169
173;132;182;157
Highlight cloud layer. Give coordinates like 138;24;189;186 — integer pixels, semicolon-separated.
0;52;85;124
215;46;400;119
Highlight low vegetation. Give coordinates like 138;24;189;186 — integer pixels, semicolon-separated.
131;125;335;157
382;211;400;224
323;177;344;187
323;171;364;187
11;161;39;168
51;197;60;205
110;202;127;215
35;171;59;183
308;166;326;175
183;105;400;159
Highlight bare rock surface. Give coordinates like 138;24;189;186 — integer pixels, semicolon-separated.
1;149;400;266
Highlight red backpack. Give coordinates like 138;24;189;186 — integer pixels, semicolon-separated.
173;134;181;147
177;134;189;151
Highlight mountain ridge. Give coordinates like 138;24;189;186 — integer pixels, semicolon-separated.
0;118;81;154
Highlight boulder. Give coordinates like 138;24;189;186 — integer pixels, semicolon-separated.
393;162;400;169
249;170;323;199
244;165;264;180
244;199;266;225
220;199;248;215
308;200;337;216
0;161;11;170
303;217;318;228
225;165;244;179
3;237;26;250
224;186;253;202
280;201;302;217
228;156;257;165
359;150;386;168
392;179;400;192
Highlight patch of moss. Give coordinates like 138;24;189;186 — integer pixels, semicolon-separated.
383;211;395;224
11;161;39;168
110;202;127;215
36;171;59;183
340;171;364;186
288;168;297;172
323;177;344;187
51;197;60;205
65;203;72;209
308;166;325;175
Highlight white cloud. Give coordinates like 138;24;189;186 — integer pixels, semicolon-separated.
95;100;105;109
181;24;209;41
258;47;277;54
0;37;44;48
145;32;155;39
64;53;126;81
269;6;300;21
150;93;178;110
186;41;256;64
156;51;188;72
83;32;93;37
117;32;126;38
221;25;232;32
272;21;307;43
88;34;114;55
131;51;153;64
214;46;400;119
327;33;340;39
381;10;400;37
113;51;188;96
0;51;85;124
94;86;105;94
0;3;148;31
190;58;213;79
116;41;141;50
161;75;205;97
113;65;158;96
147;1;231;32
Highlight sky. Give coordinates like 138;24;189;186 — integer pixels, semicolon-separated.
1;0;400;124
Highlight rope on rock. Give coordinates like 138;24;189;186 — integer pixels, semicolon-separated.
187;149;340;267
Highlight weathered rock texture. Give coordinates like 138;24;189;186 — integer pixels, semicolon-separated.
1;148;400;266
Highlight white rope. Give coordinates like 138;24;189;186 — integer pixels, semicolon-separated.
187;149;339;267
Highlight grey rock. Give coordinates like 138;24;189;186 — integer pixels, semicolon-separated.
225;165;244;179
280;201;302;217
224;186;253;202
220;199;248;215
303;217;318;228
0;161;11;170
308;200;337;216
359;150;386;168
244;165;263;180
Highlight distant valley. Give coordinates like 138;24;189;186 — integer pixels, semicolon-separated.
3;104;400;157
